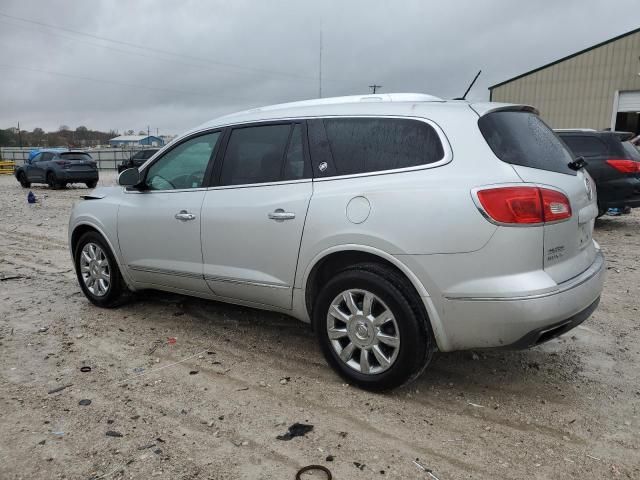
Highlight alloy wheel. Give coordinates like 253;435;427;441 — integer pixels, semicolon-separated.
79;242;111;297
326;289;400;375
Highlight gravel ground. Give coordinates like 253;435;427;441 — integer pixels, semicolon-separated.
0;173;638;480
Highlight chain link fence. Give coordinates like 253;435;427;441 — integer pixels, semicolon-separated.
0;146;152;170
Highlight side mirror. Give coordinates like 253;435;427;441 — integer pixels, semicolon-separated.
118;168;141;187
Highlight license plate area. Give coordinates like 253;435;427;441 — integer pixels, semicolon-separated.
577;221;593;250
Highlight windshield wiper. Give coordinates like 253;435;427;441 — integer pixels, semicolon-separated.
568;156;587;171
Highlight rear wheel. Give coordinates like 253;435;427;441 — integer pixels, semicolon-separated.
47;172;61;189
313;263;433;391
74;231;129;308
17;172;30;188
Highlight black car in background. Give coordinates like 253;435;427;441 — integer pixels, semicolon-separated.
14;150;98;189
556;130;640;216
117;149;160;173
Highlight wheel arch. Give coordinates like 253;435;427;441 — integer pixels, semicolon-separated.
302;245;444;349
70;222;135;290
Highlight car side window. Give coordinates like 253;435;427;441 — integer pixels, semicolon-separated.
308;117;444;177
40;152;54;162
219;124;292;186
30;153;43;163
145;132;220;191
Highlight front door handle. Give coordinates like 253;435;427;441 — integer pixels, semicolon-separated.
268;209;296;221
175;210;196;221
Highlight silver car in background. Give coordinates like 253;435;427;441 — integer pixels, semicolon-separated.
69;93;605;390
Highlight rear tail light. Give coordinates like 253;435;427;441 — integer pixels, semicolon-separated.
606;159;640;174
476;186;572;225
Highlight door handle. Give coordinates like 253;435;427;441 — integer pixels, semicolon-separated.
175;210;196;221
268;209;296;221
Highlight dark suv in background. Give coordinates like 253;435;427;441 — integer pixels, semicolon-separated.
117;148;160;173
15;149;98;189
556;130;640;216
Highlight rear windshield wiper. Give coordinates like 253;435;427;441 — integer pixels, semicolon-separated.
568;156;587;171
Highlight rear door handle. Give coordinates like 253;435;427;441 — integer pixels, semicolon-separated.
268;209;296;221
175;210;196;221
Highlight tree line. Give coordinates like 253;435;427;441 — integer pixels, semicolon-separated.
0;126;148;148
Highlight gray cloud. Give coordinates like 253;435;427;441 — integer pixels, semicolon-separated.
1;0;638;135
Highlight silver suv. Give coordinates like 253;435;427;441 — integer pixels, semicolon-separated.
69;93;605;390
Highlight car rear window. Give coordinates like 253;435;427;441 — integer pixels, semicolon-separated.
60;152;92;161
560;135;608;158
311;117;444;176
479;111;576;175
622;142;640;161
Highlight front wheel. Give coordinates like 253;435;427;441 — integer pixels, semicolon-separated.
47;172;61;189
74;231;129;308
313;264;434;391
17;172;31;188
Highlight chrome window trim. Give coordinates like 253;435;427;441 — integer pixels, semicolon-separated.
205;178;311;191
172;115;453;186
124;187;209;195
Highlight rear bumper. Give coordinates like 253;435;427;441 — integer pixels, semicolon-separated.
58;171;99;182
437;249;605;351
599;177;640;208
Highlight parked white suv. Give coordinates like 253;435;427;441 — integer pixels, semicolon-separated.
69;93;605;390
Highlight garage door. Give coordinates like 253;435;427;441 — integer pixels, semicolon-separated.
618;90;640;112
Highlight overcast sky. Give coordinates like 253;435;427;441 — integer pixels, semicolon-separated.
1;0;638;135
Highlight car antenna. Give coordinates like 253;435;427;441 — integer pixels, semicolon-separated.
454;70;481;100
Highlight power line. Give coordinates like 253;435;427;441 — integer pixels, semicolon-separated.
0;11;319;82
369;84;382;94
0;63;204;96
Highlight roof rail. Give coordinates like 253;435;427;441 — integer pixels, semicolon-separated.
242;93;444;114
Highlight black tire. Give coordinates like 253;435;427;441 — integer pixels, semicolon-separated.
74;231;129;308
47;172;60;189
86;181;97;189
313;263;434;391
17;172;30;188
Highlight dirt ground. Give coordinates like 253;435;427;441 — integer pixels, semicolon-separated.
0;172;638;480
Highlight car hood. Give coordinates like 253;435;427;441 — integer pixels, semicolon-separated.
81;186;122;200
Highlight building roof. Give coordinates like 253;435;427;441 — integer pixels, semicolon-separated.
109;135;160;142
489;26;640;90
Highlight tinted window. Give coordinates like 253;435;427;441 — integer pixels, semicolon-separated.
623;142;640;161
40;152;54;162
282;124;307;180
479;111;576;175
31;153;43;163
59;152;92;161
321;118;444;175
560;135;607;158
146;132;219;190
220;124;291;186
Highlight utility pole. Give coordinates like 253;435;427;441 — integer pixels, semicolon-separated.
369;84;382;94
318;23;323;98
17;121;22;148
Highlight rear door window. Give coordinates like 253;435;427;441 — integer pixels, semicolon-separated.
219;123;293;186
313;117;444;176
560;135;608;158
479;111;576;175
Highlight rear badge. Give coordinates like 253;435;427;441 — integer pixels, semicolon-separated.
584;177;593;201
318;162;328;172
547;245;565;262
